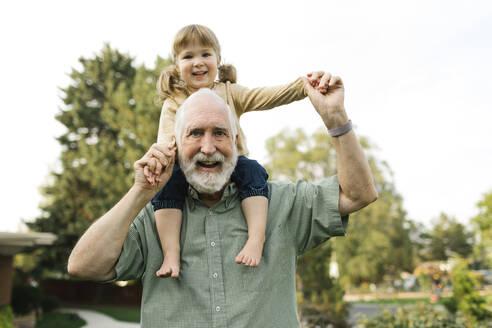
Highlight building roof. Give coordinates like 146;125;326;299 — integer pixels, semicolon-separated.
0;231;57;256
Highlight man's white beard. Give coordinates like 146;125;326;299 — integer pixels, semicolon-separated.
179;148;238;195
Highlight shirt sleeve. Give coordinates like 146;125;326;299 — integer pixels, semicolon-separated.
230;77;307;114
105;208;150;282
274;176;349;255
157;98;178;145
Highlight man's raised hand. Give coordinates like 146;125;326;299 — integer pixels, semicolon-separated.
302;72;348;130
134;143;175;195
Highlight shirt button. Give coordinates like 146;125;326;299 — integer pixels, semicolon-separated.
215;306;221;312
212;272;218;278
208;209;213;215
210;241;216;247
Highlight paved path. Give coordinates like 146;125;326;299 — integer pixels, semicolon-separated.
348;303;398;325
60;308;140;328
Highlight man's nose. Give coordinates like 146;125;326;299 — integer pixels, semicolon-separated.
200;133;216;155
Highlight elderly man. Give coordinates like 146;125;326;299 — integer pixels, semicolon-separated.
68;74;377;327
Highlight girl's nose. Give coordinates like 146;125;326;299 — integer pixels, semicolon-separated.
193;58;204;67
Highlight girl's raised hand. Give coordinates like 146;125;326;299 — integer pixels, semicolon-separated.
306;71;331;94
133;144;176;194
144;140;177;186
144;164;157;186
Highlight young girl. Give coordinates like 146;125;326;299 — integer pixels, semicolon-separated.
148;24;323;278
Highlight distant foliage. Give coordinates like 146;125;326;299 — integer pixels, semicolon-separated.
358;303;492;328
0;306;14;328
472;190;492;268
418;213;474;261
40;294;61;314
265;128;415;286
264;128;417;324
297;243;350;328
264;128;351;326
25;45;172;277
10;284;61;317
450;260;491;324
11;285;41;315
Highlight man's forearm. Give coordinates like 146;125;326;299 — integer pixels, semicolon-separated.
67;186;152;281
302;73;377;214
330;119;378;215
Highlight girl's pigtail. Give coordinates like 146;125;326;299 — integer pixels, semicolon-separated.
218;64;237;84
156;64;187;102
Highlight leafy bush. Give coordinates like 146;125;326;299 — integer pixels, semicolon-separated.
358;303;492;328
40;294;60;314
10;284;61;316
0;306;14;328
450;260;492;324
442;296;458;314
10;285;41;315
35;312;86;328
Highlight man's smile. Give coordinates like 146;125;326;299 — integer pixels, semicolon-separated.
197;160;221;171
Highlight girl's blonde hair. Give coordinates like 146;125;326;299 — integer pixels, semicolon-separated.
157;24;237;102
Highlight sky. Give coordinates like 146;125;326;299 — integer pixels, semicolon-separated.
1;0;491;232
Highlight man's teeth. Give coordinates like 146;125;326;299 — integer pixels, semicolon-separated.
201;161;217;165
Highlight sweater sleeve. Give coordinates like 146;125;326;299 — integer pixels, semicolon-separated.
157;98;178;145
230;77;307;114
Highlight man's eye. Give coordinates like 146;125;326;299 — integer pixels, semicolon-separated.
215;131;225;136
191;130;202;137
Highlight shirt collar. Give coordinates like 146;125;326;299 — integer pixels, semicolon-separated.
186;182;238;211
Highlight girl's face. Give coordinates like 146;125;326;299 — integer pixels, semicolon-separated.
177;43;219;92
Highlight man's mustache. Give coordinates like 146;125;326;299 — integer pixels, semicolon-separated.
191;152;226;165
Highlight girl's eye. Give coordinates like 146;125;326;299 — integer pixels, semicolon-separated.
203;53;211;57
183;55;193;59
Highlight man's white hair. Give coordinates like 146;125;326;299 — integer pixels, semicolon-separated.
174;88;238;147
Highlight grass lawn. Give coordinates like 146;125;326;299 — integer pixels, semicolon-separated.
36;312;86;328
79;305;140;323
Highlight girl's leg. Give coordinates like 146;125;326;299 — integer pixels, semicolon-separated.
151;164;187;278
236;197;268;267
232;156;269;267
155;209;182;278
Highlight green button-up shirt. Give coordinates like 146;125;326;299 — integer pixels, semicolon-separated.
111;176;348;327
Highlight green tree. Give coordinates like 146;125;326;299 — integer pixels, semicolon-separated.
264;128;347;325
265;127;415;287
297;243;349;327
472;191;492;268
420;213;473;262
25;45;172;277
264;127;414;324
